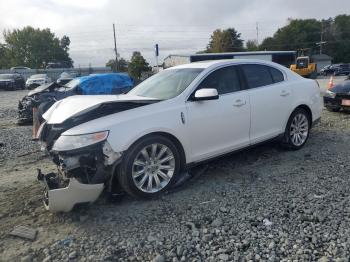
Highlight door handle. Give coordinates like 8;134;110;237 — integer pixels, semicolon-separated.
233;99;246;107
280;90;290;97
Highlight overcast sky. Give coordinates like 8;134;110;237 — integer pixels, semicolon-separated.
0;0;348;67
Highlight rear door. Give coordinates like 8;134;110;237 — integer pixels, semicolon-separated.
186;65;250;162
241;64;293;144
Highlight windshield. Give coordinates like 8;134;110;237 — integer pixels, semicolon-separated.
128;68;203;100
0;74;14;79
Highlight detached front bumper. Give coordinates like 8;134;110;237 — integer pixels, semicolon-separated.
38;170;104;212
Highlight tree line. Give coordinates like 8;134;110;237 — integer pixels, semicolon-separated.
0;26;73;69
204;14;350;63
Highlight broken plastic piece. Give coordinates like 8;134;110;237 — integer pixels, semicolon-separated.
39;173;104;212
10;226;37;241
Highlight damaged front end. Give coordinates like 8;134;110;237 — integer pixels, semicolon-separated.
37;97;159;212
38;126;122;212
18;96;35;124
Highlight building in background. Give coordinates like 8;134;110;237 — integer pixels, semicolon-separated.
311;54;333;73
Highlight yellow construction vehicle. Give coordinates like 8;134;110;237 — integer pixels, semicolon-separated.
290;49;317;79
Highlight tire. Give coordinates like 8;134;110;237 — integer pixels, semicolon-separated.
118;135;181;198
281;108;311;150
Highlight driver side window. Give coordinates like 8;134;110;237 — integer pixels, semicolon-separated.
197;66;242;95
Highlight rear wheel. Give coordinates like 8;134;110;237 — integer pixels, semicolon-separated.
118;135;181;198
282;108;310;150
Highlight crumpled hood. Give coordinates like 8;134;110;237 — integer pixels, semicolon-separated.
43;94;156;124
28;82;54;96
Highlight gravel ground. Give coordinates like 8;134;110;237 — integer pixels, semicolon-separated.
0;80;350;261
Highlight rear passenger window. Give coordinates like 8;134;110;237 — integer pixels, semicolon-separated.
197;66;241;95
241;64;274;88
269;67;284;83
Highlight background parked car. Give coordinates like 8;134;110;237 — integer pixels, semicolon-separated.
323;79;350;112
18;73;134;124
56;71;79;86
0;73;25;90
10;66;31;72
25;74;52;90
333;64;350;76
320;64;340;76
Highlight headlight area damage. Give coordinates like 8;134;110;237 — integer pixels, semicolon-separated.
37;139;121;212
37;99;159;212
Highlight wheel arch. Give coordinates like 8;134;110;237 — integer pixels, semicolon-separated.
295;104;312;124
284;104;313;132
127;131;187;170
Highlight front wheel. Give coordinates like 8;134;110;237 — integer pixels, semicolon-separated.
282;108;310;150
118;135;181;198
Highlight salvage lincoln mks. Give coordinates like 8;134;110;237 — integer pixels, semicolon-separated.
37;59;322;212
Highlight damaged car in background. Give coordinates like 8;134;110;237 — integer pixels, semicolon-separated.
18;73;134;124
25;74;52;90
323;79;350;112
56;71;79;86
37;59;322;212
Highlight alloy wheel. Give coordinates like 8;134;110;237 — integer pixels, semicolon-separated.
132;143;175;193
289;113;309;146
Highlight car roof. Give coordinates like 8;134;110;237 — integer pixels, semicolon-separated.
170;59;283;69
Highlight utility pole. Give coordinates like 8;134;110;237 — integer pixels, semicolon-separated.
155;44;159;73
256;22;259;45
316;22;326;54
113;23;119;71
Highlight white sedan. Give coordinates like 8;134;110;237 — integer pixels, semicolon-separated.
38;59;322;212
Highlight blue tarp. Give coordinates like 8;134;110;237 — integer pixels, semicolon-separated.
78;73;134;95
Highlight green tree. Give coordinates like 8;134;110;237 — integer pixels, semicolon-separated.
246;40;259;51
258;16;350;62
331;15;350;62
259;37;278;51
106;57;128;72
206;28;244;53
60;35;71;52
128;51;150;79
260;19;322;51
0;44;9;69
3;26;73;68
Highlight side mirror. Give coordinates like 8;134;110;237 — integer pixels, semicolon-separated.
193;88;219;101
